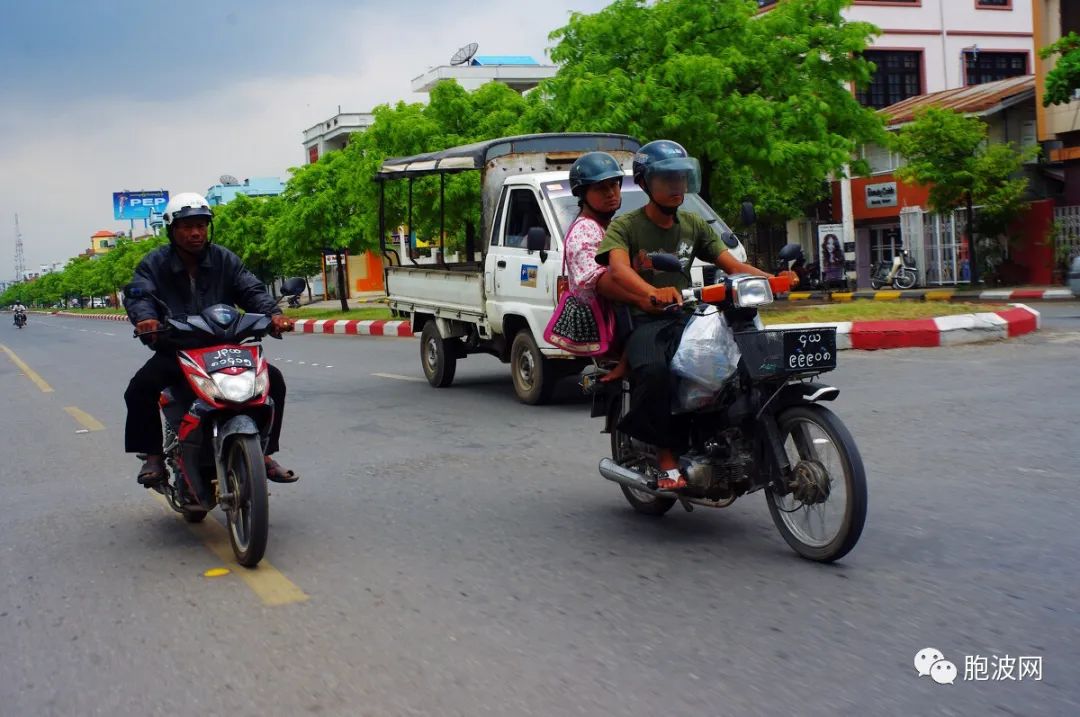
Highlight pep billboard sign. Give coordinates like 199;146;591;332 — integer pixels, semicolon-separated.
113;191;169;221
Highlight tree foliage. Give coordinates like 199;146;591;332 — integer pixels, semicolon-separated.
1040;32;1080;107
542;0;885;220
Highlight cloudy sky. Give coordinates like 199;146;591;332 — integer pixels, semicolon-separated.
0;0;609;273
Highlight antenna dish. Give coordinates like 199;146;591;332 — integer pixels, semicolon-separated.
219;174;240;186
450;42;479;66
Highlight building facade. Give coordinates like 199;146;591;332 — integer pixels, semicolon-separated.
205;177;286;206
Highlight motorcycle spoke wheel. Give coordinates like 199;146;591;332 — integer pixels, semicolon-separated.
224;435;269;567
766;405;867;562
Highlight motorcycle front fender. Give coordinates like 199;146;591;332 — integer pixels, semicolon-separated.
211;414;262;482
769;382;839;413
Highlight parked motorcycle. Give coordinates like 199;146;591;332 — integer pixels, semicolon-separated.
774;244;822;291
286;294;302;309
585;251;867;562
13;310;27;329
125;277;306;567
870;250;918;290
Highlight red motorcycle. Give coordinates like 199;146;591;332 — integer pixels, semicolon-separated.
126;278;304;567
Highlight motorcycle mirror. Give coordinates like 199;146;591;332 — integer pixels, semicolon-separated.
647;252;683;273
777;243;805;262
739;201;757;228
280;277;307;296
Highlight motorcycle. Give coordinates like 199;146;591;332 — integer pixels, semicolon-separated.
125;277;306;567
774;244;821;291
870;250;918;290
585;250;867;563
286;294;302;309
13;310;27;328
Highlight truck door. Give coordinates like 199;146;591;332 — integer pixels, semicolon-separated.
485;186;558;333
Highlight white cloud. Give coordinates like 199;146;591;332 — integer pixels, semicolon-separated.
0;0;608;272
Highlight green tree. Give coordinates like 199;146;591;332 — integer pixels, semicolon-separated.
892;107;1036;284
213;194;284;286
1040;32;1080;106
542;0;885;221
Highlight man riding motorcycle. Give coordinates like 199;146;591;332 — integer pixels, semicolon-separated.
12;302;27;326
123;192;298;487
595;140;797;491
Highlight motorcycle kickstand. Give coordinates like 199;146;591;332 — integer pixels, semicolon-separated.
678;497;694;513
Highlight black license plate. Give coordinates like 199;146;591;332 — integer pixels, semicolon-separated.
782;328;837;372
206;348;256;372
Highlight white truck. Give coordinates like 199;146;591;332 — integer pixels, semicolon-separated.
375;133;745;404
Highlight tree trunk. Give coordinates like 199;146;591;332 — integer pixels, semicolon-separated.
966;192;979;285
337;250;349;313
700;155;714;208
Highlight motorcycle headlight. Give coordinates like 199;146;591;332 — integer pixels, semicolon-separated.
212;371;257;403
732;276;774;308
191;375;224;402
255;369;270;397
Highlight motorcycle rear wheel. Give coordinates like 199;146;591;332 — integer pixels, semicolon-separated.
610;404;676;516
765;405;867;562
224;435;269;567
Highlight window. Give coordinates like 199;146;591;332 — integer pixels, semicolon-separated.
964;51;1027;85
857;51;922;110
870;226;903;268
502;188;550;250
975;0;1010;7
861;143;902;175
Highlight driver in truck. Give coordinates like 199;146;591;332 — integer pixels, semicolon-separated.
596;140;798;491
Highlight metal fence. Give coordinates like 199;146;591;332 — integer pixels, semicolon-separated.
1054;205;1080;263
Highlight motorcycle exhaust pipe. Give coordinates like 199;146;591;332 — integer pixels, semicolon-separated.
599;458;669;497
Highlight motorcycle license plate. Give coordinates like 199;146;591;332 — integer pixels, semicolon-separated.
205;347;256;372
782;328;837;372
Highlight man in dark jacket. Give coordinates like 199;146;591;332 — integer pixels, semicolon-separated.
123;192;298;487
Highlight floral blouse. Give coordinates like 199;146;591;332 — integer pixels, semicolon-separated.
563;217;607;300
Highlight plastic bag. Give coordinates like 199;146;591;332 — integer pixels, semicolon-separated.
671;308;741;391
675;378;717;411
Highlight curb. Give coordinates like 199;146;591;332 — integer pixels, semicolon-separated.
780;288;1074;303
765;303;1039;351
293;318;412;337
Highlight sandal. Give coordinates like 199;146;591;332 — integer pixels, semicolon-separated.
137;454;166;488
656;468;687;492
265;456;299;484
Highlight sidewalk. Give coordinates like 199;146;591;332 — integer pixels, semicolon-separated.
780;286;1075;303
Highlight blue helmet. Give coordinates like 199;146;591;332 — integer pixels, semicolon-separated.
632;140;702;195
569;152;624;197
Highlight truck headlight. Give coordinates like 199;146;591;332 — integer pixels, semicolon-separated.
732;276;774;308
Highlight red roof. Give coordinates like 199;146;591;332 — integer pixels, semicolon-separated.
880;75;1036;127
91;230;117;238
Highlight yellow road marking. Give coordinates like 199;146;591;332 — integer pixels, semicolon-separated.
153;494;309;606
924;289;955;301
64;406;105;431
787;291;813;301
831;292;854;302
874;290;902;301
0;344;54;392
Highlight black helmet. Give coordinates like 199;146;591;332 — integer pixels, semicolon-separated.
569;152;624;197
632;140;701;194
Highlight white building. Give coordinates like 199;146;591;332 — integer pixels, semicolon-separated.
302;111;375;165
761;0;1034;105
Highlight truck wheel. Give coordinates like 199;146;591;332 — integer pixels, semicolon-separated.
420;321;456;388
511;330;555;405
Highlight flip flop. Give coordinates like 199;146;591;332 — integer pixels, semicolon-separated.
265;457;299;484
655;469;687;492
137;455;166;488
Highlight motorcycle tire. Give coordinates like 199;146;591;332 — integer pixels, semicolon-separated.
224;434;269;567
870;279;882;290
894;271;917;290
609;402;676;516
765;405;867;563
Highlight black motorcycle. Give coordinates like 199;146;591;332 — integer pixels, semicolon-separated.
587;250;867;562
13;310;27;328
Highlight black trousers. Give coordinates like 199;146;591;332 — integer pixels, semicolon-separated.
124;351;286;455
616;314;691;454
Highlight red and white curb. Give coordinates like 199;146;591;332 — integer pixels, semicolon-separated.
293;319;412;337
50;311;128;321
764;303;1039;351
36;304;1040;350
976;289;1073;301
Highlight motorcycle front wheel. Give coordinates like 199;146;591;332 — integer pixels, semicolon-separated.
894;271;917;290
223;435;269;567
765;405;867;562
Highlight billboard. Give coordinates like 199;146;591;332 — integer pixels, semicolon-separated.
113;190;169;220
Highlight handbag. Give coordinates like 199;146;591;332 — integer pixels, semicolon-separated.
542;219;614;357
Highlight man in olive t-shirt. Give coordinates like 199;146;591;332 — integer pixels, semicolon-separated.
595;140;793;491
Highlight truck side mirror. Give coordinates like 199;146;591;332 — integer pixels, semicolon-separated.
739;201;757;228
526;227;549;263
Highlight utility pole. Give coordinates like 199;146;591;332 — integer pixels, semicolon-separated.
14;214;26;282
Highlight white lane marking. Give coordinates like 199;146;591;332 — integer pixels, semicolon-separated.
1016;467;1048;475
325;365;334;369
311;363;320;367
372;372;425;383
285;359;294;363
80;329;88;332
298;361;306;365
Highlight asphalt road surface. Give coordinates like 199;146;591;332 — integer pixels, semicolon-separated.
1;306;1077;716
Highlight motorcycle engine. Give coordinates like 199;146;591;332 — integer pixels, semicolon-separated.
680;430;755;499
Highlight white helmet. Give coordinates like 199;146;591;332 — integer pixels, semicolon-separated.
163;192;213;226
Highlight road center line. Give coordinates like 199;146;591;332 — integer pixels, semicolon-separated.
153;494;309;606
64;406;105;431
372;372;426;382
0;344;55;393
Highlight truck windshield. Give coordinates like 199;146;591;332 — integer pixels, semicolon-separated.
541;175;735;244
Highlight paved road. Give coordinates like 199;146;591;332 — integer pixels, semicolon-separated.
1;308;1077;716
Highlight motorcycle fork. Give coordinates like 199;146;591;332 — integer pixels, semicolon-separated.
755;411;794;497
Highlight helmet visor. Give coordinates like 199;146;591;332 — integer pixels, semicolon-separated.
644;157;701;195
